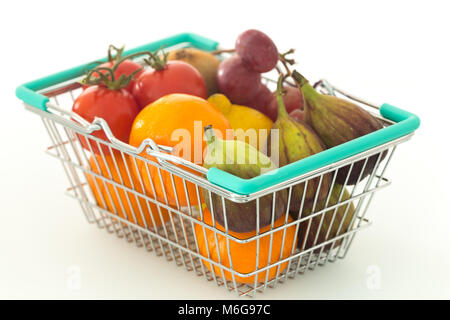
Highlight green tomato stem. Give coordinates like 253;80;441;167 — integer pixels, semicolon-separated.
107;45;125;63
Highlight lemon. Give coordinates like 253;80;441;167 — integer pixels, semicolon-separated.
208;94;273;151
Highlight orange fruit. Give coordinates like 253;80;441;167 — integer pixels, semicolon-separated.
194;208;298;284
129;94;231;208
86;153;169;228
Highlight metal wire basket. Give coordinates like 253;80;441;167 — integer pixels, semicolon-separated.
16;33;420;297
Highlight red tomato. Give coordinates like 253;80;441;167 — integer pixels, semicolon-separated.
132;60;207;109
72;85;140;155
84;59;143;93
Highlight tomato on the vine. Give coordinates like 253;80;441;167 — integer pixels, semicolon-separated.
132;56;207;109
86;45;143;93
73;66;141;155
96;60;143;93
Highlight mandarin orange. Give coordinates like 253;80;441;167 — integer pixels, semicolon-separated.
194;208;298;284
129;94;231;208
86;153;169;228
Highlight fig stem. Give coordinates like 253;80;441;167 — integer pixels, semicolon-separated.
291;70;318;99
291;70;309;88
276;74;289;118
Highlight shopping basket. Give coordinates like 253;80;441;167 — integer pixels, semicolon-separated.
15;33;420;297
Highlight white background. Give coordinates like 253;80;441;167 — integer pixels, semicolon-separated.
1;0;449;300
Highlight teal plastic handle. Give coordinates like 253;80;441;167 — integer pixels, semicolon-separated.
15;33;219;111
206;103;420;195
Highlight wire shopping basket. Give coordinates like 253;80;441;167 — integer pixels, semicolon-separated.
15;33;420;297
